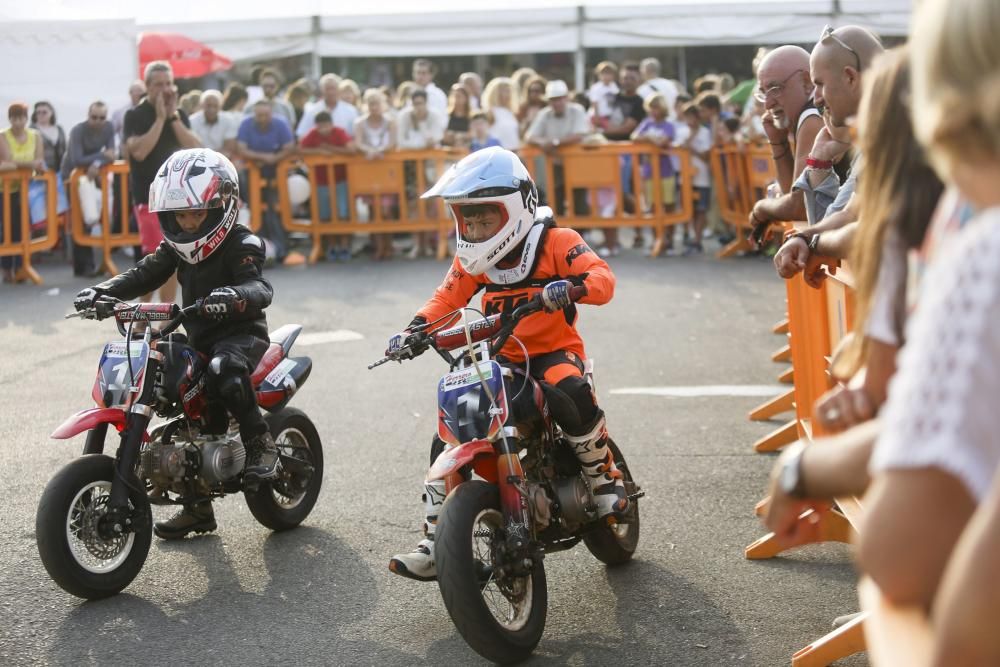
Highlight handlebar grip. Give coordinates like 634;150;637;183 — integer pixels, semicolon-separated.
569;284;587;302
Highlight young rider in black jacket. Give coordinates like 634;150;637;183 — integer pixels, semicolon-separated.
73;148;278;539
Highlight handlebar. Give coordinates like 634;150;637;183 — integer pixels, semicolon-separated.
368;284;587;369
67;298;201;340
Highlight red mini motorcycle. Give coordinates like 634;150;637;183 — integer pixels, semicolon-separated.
371;287;641;663
36;298;322;600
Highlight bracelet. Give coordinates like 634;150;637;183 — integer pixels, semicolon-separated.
806;155;833;170
786;231;820;251
771;147;790;161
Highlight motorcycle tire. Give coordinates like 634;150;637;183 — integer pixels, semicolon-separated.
36;454;152;600
245;407;323;531
583;439;640;566
436;480;548;664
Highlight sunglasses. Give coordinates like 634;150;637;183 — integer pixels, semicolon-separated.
820;25;862;72
753;69;805;103
459;204;499;218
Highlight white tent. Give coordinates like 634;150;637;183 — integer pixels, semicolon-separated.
0;19;137;138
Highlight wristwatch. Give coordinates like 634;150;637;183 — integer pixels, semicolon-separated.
779;441;808;498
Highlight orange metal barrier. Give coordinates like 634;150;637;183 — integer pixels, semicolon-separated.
0;169;60;284
266;149;458;263
517;143;694;256
67;162;140;276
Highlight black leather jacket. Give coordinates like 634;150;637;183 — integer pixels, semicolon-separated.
96;226;272;350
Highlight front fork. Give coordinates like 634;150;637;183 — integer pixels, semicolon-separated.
495;426;539;572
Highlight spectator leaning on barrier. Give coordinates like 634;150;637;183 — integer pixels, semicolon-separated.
631;92;677;255
29;101;70;233
481;76;520;149
746;46;823;239
396;89;446;150
525;79;591;217
637;57;680;120
676;103;713;254
297;73;359;140
0;102;46;282
601;62;646;255
354;89;397;261
772;26;885;280
190;90;239;158
124;60;201;308
237;99;295;263
62;101;116;276
299;110;357;261
412;58;448;114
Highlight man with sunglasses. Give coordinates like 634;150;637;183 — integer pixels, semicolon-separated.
745;46;823;243
62;101;116;276
774;25;884;283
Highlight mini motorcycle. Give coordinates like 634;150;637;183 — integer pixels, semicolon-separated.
371;287;641;663
36;298;322;600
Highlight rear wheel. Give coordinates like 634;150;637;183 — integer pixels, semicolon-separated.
583;439;640;565
36;454;152;600
245;408;323;531
435;480;548;664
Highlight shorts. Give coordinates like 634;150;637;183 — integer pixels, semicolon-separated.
134;204;163;254
693;186;712;213
643;178;677;208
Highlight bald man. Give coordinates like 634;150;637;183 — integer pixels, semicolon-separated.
774;25;884;281
747;45;822;237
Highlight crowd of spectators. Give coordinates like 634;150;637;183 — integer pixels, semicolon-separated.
0;50;793;278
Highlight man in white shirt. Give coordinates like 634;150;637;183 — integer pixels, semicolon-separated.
525;80;592;217
413;58;448;113
637;58;680;119
297;73;359;139
189;90;238;158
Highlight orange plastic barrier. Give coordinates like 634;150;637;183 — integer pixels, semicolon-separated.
67;162;141;276
517;143;694;256
266;149;458;263
710;144;777;258
0;169;60;284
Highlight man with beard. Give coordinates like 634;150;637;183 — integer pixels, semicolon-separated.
745;46;822;238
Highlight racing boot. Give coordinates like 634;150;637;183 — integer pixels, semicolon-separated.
154;501;217;540
565;414;629;524
388;479;445;581
244;431;281;485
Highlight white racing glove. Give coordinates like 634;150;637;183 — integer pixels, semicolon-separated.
540;280;573;313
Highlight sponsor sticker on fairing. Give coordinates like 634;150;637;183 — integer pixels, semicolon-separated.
104;341;148;358
264;358;297;387
441;364;493;389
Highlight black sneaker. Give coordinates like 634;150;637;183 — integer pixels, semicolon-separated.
154;502;217;540
244;431;280;484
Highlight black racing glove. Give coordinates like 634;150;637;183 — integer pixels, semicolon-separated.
199;287;245;321
73;286;104;312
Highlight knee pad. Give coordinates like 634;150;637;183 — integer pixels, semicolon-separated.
208;355;255;414
545;375;600;436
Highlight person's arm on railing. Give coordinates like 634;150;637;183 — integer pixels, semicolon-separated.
761;419;880;546
774;196;859;279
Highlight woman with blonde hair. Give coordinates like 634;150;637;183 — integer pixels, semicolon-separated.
354;88;397;260
481;76;520;149
855;0;1000;617
517;74;547;137
511;66;537;100
394;80;416;111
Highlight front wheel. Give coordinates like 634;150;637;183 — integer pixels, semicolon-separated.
583;439;640;565
36;454;152;600
435;480;548;664
245;407;324;531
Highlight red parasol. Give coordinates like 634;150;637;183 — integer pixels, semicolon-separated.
138;32;233;80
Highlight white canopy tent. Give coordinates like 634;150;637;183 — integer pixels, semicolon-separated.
0;1;911;129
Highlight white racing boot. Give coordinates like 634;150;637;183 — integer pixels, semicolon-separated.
388;479;445;582
565;414;629;524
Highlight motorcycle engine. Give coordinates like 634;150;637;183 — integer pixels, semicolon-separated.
141;436;246;493
551;475;592;531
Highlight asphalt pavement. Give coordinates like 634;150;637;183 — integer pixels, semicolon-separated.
0;246;867;666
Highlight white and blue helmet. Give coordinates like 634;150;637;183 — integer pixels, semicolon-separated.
422;146;538;275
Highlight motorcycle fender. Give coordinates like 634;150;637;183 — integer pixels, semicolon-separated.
50;407;127;440
427;439;495;482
